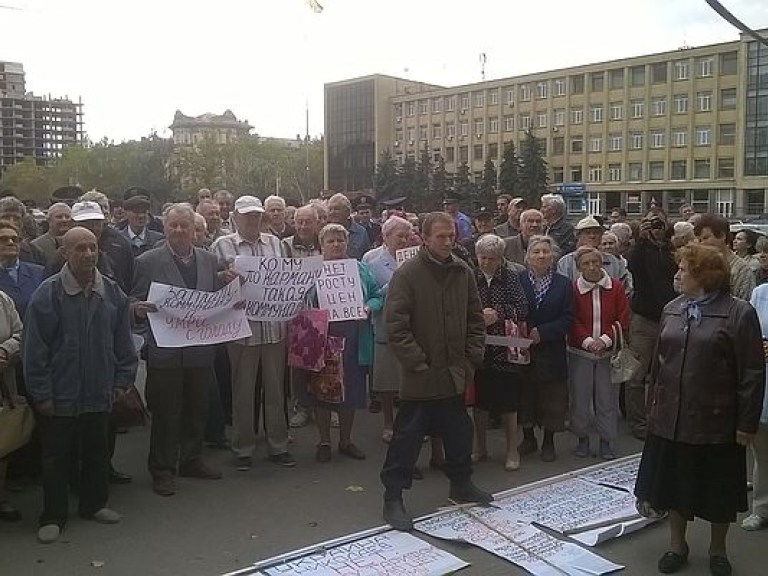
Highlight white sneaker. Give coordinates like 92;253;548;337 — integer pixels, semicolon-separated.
37;524;61;544
92;508;121;524
289;409;310;428
741;513;768;531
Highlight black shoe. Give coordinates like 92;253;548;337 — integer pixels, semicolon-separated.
540;443;556;462
518;436;538;456
709;555;732;576
383;498;413;531
449;481;494;505
658;548;688;574
0;500;21;522
109;468;133;485
269;452;297;467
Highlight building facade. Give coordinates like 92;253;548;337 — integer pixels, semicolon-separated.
325;31;768;218
170;109;252;148
0;61;83;173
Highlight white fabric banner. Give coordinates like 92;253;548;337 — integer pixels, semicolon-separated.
147;280;251;347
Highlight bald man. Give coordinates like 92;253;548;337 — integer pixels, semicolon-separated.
24;227;138;544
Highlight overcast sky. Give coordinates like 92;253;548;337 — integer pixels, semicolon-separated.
1;0;765;143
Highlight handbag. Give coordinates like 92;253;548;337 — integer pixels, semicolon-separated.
0;375;35;459
610;321;641;384
308;336;345;403
111;386;148;428
287;309;330;372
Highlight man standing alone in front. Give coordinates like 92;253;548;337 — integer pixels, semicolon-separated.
380;212;492;531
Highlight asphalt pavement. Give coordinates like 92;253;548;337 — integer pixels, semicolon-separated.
0;410;764;576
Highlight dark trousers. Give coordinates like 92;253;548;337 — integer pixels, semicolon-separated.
39;412;109;527
146;367;210;476
381;395;472;495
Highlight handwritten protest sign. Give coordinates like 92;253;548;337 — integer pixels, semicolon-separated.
315;259;366;322
147;280;251;347
235;256;323;322
261;531;468;576
576;454;640;493
396;246;419;267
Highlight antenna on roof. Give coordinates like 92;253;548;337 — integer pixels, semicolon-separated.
479;53;487;82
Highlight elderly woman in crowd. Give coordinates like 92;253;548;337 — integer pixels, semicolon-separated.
755;236;768;286
472;234;529;471
365;216;412;442
568;246;630;460
672;221;696;249
517;236;573;462
732;229;760;272
0;285;23;521
311;224;382;462
635;244;765;576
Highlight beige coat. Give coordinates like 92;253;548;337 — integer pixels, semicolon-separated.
0;291;22;395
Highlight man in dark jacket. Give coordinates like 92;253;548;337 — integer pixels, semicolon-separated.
626;209;677;439
541;193;576;256
380;212;491;531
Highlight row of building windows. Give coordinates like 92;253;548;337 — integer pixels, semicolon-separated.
395;53;737;117
551;158;735;183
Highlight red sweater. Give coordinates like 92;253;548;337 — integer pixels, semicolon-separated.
568;275;630;351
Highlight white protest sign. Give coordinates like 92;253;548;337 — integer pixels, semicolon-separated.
395;246;419;267
576;454;641;493
261;531;468;576
315;259;366;322
147;280;251;347
235;256;323;322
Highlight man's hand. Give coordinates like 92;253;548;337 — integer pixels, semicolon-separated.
218;269;240;285
482;308;499;327
133;301;158;319
529;327;541;344
736;430;755;447
35;400;55;417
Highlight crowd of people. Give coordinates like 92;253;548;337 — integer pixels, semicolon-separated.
0;185;765;576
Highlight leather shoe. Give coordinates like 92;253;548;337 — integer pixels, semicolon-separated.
109;467;133;485
383;498;413;531
449;480;493;505
709;555;732;576
152;474;176;497
178;460;222;480
658;546;688;574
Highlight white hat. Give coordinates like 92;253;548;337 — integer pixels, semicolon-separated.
234;195;265;214
575;216;603;231
71;201;105;222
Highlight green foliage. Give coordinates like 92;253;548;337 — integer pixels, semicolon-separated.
518;129;549;207
373;149;399;201
478;158;497;208
431;155;448;200
0;158;51;206
397;155;417;201
453;161;473;204
498;140;521;196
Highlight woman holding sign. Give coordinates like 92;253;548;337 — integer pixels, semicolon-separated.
312;224;382;463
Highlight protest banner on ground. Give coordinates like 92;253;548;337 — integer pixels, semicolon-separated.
315;259;366;322
235;256;323;321
147;279;251;347
395;246;419;267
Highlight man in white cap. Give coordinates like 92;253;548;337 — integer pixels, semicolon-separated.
556;216;632;295
211;196;295;471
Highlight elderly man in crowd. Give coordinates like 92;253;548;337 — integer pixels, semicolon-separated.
123;187;164;233
31;203;72;267
442;196;473;244
327;193;371;259
263;195;295;240
132;204;224;496
0;197;44;265
694;213;755;301
381;211;491;531
197;199;225;245
494;197;527;238
211;196;295;471
557;216;632;295
354;195;382;248
609;207;627;225
504;209;543;265
609;222;634;258
25;227;137;543
541;194;576;256
214;190;236;234
120;195;164;257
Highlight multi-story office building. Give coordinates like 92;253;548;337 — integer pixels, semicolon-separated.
325;30;768;218
0;61;83;173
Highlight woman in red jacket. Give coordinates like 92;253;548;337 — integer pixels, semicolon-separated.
568;246;630;460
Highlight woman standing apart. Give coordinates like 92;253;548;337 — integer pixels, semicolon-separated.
517;236;573;462
472;235;529;471
567;247;629;460
312;224;383;462
634;244;765;576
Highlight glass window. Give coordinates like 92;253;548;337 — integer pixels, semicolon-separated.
627;193;643;214
504;116;515;132
506;89;514;105
432;124;442;139
649;161;665;180
554;78;566;96
474;119;484;134
631;66;645;86
395;128;403;143
588;165;602;182
590;136;602;152
536;81;549;99
473;144;484;160
407;127;416;141
652;62;668;83
610;102;623;120
474;93;485;108
553;137;565;154
697;57;713;77
694;159;711;178
651;130;665;148
432;98;441;114
488;143;498;158
552;166;564;183
459;121;468;136
591;104;603;123
571;74;584;94
609;69;624;89
571;107;584;124
672;129;687;147
747;190;765;215
446;122;456;137
720;52;737;75
571;136;584;153
718;157;734;178
719;123;736;145
489;90;499;105
419;125;428;140
520;84;531;101
609;134;622;151
631;132;644;149
459;145;468;163
671;160;687;180
461;95;470;110
446;147;455;162
631;99;644;118
674;94;689;114
692;190;710;213
697;91;712;112
652;97;667;116
591;72;604;92
674;60;689;80
521;114;531;130
446;96;456;112
419;100;428;115
629;162;643;181
554;108;565;126
696;126;711;146
570;165;583;181
537;112;548;128
488;117;499;133
720;88;737;110
406;102;415;117
608;164;622;182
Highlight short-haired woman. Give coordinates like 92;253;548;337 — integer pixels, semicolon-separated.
568;246;629;460
634;244;765;576
472;234;529;471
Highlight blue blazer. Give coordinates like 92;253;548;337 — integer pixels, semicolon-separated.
519;270;573;382
0;261;45;318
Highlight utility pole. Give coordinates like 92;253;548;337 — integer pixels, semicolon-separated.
305;104;311;202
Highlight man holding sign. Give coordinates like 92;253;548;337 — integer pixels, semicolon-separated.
211;196;295;472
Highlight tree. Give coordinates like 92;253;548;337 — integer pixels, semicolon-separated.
0;158;51;206
518;129;550;207
498;140;521;196
397;155;417;203
478;158;497;208
452;161;473;208
414;145;440;212
431;155;448;204
373;149;399;202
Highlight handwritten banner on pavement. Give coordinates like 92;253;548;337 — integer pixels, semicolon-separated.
315;259;366;322
235;256;323;321
261;531;468;576
147;280;251;347
396;246;419;267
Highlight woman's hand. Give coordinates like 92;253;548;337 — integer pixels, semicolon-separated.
482;308;499;327
736;430;755;446
529;327;541;344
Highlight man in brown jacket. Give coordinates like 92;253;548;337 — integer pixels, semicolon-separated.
380;212;491;531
